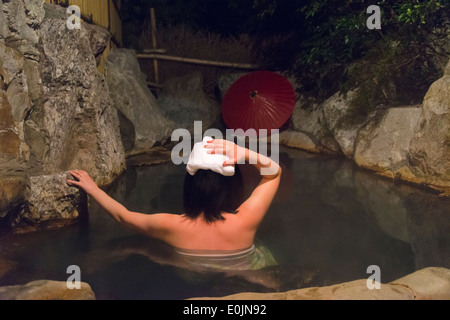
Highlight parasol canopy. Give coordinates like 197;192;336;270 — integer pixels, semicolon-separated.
222;71;295;135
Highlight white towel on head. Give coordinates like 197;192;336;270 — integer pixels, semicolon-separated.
186;137;235;176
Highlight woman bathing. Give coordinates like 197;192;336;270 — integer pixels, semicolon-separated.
67;138;281;254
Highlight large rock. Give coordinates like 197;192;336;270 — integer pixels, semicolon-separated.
289;97;342;154
105;48;174;155
24;4;125;186
0;0;45;52
409;61;450;188
0;2;126;232
392;267;450;300
158;72;221;134
0;42;24;85
11;172;87;230
0;175;27;221
0;90;21;164
354;106;422;179
0;280;95;300
0;43;29;221
43;3;111;66
192;267;450;300
0;42;31;168
278;130;318;153
194;280;414;300
322;90;372;158
0;2;5;38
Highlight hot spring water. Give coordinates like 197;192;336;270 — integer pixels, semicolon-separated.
1;147;449;299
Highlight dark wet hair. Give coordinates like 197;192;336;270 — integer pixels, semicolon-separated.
183;166;244;223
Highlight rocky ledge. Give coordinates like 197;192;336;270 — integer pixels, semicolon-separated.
191;267;450;300
277;62;450;197
217;61;450;197
0;280;95;300
1;267;448;300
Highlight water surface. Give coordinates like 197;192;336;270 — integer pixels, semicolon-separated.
1;147;449;299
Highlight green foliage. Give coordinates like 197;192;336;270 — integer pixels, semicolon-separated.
251;1;378;98
343;0;449;116
394;0;443;24
123;0;449;118
251;0;449;111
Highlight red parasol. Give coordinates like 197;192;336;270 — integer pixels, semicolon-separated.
222;71;295;134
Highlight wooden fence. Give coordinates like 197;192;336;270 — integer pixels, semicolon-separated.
44;2;259;89
45;0;123;73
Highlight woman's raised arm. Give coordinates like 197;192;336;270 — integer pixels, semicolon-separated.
204;139;282;230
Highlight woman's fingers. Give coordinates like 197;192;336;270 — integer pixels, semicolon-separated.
205;140;240;164
204;141;223;155
222;160;236;167
205;139;231;152
67;179;81;187
69;170;81;177
69;170;89;178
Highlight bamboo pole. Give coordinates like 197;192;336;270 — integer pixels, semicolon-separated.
150;8;159;85
136;53;260;70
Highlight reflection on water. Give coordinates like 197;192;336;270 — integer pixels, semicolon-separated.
0;147;449;299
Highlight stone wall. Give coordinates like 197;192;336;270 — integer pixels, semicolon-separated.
409;62;450;189
218;62;449;196
266;62;449;196
105;49;175;156
0;1;125;231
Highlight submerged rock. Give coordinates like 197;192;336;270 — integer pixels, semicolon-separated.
0;280;95;300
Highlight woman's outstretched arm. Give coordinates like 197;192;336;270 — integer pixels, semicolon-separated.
67;170;128;223
66;170;170;239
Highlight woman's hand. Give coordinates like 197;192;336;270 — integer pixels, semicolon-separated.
204;139;247;166
67;170;99;195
